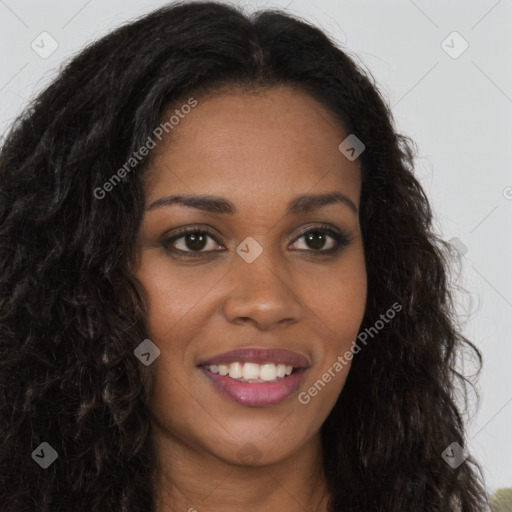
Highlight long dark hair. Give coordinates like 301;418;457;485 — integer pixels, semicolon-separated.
0;1;487;510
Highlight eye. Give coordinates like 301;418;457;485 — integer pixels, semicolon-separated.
162;226;223;257
162;223;352;258
289;224;352;254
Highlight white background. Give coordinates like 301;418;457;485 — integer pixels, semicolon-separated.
1;0;510;495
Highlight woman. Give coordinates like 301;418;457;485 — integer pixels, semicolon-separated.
0;1;487;510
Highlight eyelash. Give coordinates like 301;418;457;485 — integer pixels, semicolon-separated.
162;223;353;259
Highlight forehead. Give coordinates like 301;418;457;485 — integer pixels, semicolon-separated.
143;85;361;208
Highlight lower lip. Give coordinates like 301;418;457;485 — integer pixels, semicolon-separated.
200;367;307;407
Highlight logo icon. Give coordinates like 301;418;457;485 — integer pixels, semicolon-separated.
237;442;263;464
442;441;468;468
31;32;59;59
32;442;58;469
448;237;468;259
236;236;263;263
441;31;469;59
134;339;161;366
338;134;365;161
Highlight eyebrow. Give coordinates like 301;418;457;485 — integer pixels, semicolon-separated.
146;191;358;215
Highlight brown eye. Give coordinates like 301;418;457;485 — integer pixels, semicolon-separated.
290;225;352;254
163;227;223;257
162;223;352;259
294;230;334;251
176;232;209;251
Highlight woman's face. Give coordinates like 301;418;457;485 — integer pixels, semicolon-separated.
134;85;367;467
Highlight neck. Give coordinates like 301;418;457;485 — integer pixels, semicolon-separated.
151;423;330;512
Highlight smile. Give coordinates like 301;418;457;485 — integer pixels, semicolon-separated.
198;348;309;407
203;362;295;382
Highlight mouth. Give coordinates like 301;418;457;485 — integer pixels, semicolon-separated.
197;348;309;407
203;361;298;382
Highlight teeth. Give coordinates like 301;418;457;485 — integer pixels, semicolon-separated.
229;362;243;379
242;362;260;380
260;363;277;381
205;362;295;382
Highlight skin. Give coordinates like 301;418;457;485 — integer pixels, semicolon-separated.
133;85;367;512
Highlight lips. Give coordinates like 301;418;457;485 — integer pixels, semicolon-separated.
197;347;310;407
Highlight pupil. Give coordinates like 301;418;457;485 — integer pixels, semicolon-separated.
307;231;325;250
187;233;206;251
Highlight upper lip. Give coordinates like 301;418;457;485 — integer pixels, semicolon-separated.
197;347;310;368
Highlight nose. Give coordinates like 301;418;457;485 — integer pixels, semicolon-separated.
222;250;303;331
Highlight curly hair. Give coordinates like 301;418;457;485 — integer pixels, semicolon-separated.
0;1;487;510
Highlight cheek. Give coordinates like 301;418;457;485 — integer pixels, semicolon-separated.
305;249;367;343
135;253;221;340
300;252;366;404
313;273;366;330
